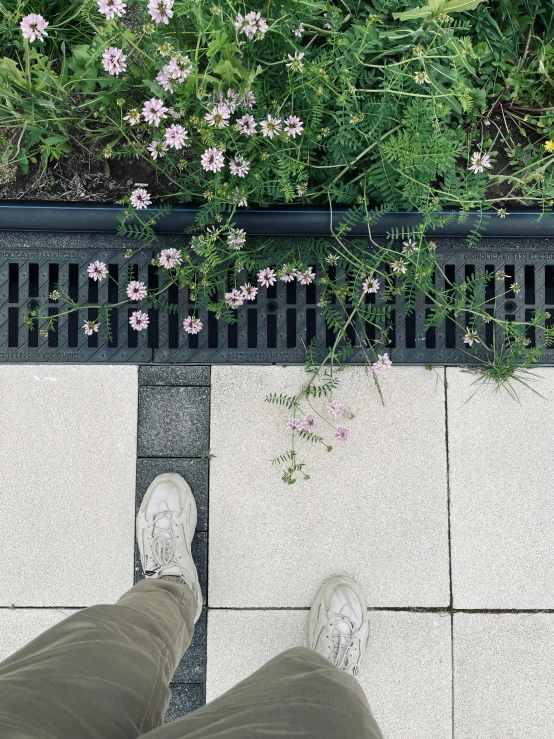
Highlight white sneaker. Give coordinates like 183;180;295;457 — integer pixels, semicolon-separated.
309;575;369;676
136;472;203;623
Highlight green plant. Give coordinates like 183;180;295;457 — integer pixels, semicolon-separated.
9;0;554;481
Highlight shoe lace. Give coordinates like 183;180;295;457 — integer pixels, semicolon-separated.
328;611;359;673
150;510;176;568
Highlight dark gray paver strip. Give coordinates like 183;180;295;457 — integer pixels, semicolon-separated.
139;366;211;387
138;386;210;458
135;366;210;722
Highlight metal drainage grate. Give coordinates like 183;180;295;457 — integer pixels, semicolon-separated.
2;234;554;364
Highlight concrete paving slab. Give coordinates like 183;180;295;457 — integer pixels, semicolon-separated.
138;386;210;457
209;366;449;607
206;609;452;739
447;367;554;608
0;608;77;662
454;613;554;738
0;365;137;606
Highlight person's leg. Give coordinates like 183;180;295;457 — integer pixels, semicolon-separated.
0;472;203;739
141;576;383;739
0;577;196;739
141;646;382;739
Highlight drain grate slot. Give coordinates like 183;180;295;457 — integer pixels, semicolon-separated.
1;236;554;364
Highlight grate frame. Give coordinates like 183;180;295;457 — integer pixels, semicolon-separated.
2;232;554;364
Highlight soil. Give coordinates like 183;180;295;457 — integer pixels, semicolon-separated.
0;143;176;203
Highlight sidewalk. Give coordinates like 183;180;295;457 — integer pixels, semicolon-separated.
1;363;554;738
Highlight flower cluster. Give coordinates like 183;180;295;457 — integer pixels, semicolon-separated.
235;11;268;40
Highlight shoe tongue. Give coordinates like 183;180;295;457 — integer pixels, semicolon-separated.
335;618;353;636
153;503;172;540
338;604;355;623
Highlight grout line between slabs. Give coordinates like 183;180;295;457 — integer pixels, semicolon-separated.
204;365;211;705
444;366;455;739
6;606;554;613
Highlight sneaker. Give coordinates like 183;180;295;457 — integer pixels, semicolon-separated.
309;575;369;676
136;472;203;623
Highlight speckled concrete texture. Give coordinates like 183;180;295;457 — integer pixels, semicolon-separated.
454;613;554;738
209;366;449;607
206;609;452;739
0;608;77;661
138;386;210;457
447;367;554;609
0;365;137;606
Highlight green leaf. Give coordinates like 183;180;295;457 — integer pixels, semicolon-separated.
392;5;432;20
207;31;226;57
72;44;91;62
0;57;26;87
442;0;487;11
17;147;29;175
392;0;486;19
213;59;240;85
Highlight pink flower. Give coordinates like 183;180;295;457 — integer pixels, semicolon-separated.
129;310;150;331
147;0;173;24
130;188;151;209
235;11;267;39
82;320;100;336
123;109;141;125
258;267;276;287
296;267;315;285
205;104;230;128
260;114;281;138
334;427;350;443
301;414;318;431
372;353;392;374
167;54;192;81
159;248;182;269
285;418;302;434
201;148;225;173
468;151;492;174
147;139;170;160
20;13;48;42
126;281;148;301
87;261;108;281
233;189;248;207
362;277;380;294
102;47;127;76
240;90;256;108
236;114;256;136
241;283;258;300
183;316;203;334
225;289;244;308
463;329;480;347
283;115;304;138
156;69;173;92
164;124;189;149
142;97;168;126
227;228;246;250
280;265;296;282
97;0;126;19
225;88;239;112
235;12;256;39
401;239;418;254
293;23;304;37
229;156;250;177
326;401;345;420
246;10;268;36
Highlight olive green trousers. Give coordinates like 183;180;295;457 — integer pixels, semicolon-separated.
0;577;383;739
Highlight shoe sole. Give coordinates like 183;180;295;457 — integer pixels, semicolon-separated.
137;472;202;621
309;575;369;652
